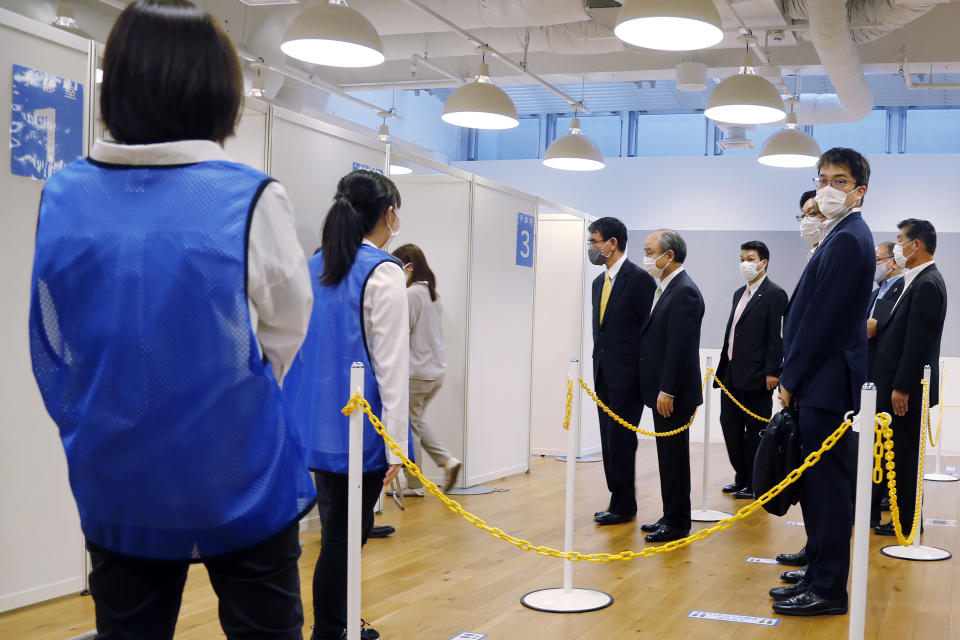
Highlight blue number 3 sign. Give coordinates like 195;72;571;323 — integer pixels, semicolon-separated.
516;212;534;267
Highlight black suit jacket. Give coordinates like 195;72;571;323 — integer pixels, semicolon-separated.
637;269;705;410
874;264;947;409
866;275;905;380
715;277;788;392
591;259;657;390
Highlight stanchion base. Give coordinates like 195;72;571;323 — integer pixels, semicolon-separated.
924;473;960;482
555;455;603;463
520;587;613;613
691;509;733;522
880;545;952;561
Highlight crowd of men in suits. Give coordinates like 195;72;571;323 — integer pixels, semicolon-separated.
586;147;948;617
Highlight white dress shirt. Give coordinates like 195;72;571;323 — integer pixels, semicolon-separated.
604;252;628;282
361;239;410;464
89;139;312;384
891;260;936;314
820;206;861;245
650;264;685;313
727;274;766;361
408;282;446;381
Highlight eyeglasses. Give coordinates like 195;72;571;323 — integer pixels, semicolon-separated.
813;177;855;189
795;212;824;222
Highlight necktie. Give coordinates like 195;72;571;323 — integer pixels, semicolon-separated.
600;272;612;323
650;285;663;315
727;287;751;360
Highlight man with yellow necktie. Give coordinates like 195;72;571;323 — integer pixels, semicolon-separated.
587;218;656;525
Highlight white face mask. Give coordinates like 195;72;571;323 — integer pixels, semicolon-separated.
642;252;668;279
800;216;822;245
380;209;401;250
893;241;916;269
873;262;889;284
740;260;764;283
814;185;857;220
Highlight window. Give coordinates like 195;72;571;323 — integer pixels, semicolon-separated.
477;117;541;160
635;113;705;156
906;109;960;153
557;115;622;158
811;109;888;154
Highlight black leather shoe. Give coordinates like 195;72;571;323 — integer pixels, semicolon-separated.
780;567;806;584
770;582;808;601
776;547;807;566
368;525;395;538
732;488;754;499
873;522;895;536
880;496;890;510
772;590;847;616
640;518;664;532
644;526;688;542
594;511;634;525
722;483;740;494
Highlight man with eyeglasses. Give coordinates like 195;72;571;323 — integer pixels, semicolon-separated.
796;190;825;259
772;148;875;617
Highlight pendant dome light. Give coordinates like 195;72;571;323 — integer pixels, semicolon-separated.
543;116;605;171
248;60;267;99
441;54;518;130
614;0;723;51
281;0;385;68
705;38;786;125
758;96;821;168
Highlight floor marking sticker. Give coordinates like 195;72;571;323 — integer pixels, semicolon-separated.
447;634;488;640
785;521;805;527
926;518;958;527
746;557;780;564
688;610;779;626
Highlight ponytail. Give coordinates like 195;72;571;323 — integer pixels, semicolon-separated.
319;170;401;285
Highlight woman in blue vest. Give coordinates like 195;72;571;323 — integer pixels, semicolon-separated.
283;170;408;640
28;2;315;638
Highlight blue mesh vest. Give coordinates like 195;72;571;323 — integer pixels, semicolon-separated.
29;158;316;560
283;246;397;473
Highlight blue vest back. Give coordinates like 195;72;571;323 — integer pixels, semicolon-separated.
283;245;396;473
29;158;315;560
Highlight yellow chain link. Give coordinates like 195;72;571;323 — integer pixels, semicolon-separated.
561;378;573;431
929;371;944;447
872;422;884;485
711;375;773;424
342;392;858;562
879;379;930;547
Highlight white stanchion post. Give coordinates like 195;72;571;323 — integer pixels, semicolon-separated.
925;358;958;482
520;358;613;613
692;356;732;522
881;364;951;561
849;383;876;640
347;363;364;640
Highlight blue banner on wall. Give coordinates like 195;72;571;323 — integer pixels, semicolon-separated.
516;212;534;267
352;161;383;175
10;64;84;181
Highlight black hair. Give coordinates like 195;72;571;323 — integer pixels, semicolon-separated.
100;0;243;145
741;240;770;262
657;229;687;264
817;147;871;203
588;217;628;252
392;244;438;302
877;241;896;259
320;170;401;285
897;218;937;256
800;190;817;210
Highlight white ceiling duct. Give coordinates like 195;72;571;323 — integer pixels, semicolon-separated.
785;0;941;45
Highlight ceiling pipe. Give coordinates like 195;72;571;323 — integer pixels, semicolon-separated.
411;54;465;85
398;0;590;113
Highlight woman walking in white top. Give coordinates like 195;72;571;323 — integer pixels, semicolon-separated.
392;244;462;493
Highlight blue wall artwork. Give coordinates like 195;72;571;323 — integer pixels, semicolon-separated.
10;64;84;181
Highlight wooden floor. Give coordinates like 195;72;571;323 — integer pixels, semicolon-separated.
4;443;960;639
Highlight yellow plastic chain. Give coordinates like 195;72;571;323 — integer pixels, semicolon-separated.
561;378;573;431
342;392;857;562
879;379;930;547
872;422;884;485
929;371;944;447
711;375;773;424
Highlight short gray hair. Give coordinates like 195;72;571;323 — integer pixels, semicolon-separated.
657;229;687;263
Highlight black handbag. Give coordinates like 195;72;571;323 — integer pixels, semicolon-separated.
751;407;803;516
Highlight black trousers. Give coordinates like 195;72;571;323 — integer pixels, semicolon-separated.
87;520;304;640
718;385;772;489
595;369;641;517
797;406;854;602
311;468;387;640
652;405;693;530
888;406;923;533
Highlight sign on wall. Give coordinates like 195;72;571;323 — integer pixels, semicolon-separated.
352;161;383;175
10;64;84;181
516;212;534;267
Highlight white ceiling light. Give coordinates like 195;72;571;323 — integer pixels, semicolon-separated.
705;45;786;125
52;2;91;39
676;61;708;92
389;164;413;175
441;60;518;130
614;0;723;51
758;111;821;168
543;116;605;171
281;1;384;68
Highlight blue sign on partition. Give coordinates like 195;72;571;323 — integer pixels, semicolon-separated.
516;212;534;267
10;64;84;181
352;161;383;175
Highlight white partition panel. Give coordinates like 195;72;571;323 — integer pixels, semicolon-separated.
466;180;537;485
224;100;269;172
270;107;386;255
0;9;90;612
530;214;595;457
391;173;472;483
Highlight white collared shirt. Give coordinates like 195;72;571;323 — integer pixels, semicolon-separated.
408;282;446;381
605;252;628;282
891;260;936;314
746;273;767;296
820;206;862;244
650;265;685;314
89;139;312;384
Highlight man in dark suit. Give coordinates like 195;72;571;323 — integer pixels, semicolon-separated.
872;219;947;537
866;242;904;376
588;217;657;526
771;148;875;616
715;241;788;499
636;229;704;542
